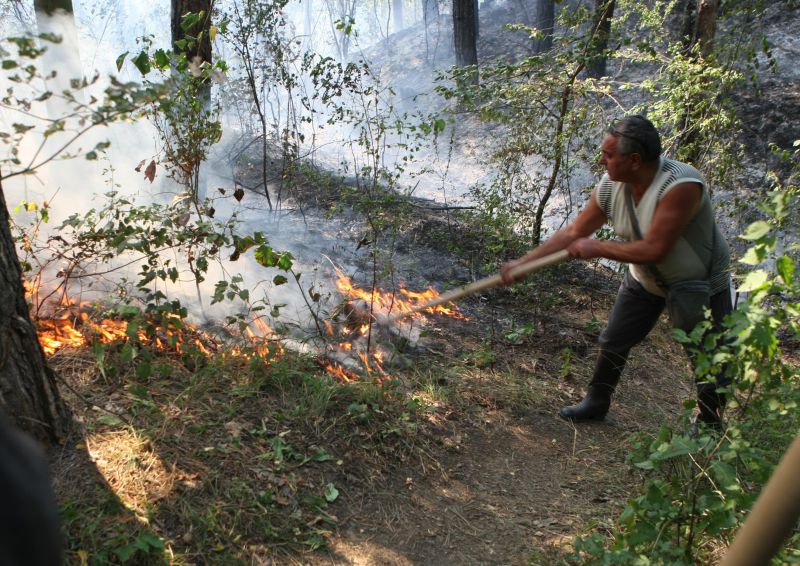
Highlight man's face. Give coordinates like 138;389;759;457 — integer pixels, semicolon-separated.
599;134;635;182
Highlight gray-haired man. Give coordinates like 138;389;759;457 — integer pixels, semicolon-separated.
502;115;731;427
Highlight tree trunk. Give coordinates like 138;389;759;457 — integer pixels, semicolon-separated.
585;0;615;78
0;179;70;444
677;0;718;164
33;0;73;15
473;0;479;39
392;0;404;32
171;0;213;64
452;0;478;67
423;0;439;24
695;0;718;58
532;0;555;53
304;0;314;47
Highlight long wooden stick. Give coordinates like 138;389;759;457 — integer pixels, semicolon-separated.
720;430;800;566
387;249;570;323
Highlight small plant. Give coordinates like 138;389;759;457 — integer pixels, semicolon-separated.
558;346;574;379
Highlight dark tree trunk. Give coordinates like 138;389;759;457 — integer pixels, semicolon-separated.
681;0;717;57
171;0;213;64
677;0;718;165
423;0;439;24
680;0;697;50
0;179;70;444
33;0;73;15
585;0;615;79
34;0;83;106
453;0;478;67
532;0;555;53
695;0;718;58
473;0;479;39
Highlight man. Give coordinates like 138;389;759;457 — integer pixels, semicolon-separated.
501;115;731;427
0;412;63;565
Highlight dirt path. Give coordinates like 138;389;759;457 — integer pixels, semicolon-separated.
309;280;695;565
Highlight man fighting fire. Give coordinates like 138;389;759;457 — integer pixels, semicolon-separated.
501;114;732;428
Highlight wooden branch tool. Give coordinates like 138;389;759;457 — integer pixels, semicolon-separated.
386;249;570;323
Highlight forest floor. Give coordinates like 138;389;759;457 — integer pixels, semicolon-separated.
47;254;703;565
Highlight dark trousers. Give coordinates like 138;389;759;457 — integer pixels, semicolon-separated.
599;271;733;385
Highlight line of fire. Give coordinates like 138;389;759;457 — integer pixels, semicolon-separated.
27;270;465;383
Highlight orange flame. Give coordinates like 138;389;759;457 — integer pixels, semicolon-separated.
323;362;357;383
323;269;465;383
333;269;463;320
27;283;282;364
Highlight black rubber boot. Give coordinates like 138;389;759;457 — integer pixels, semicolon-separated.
559;350;628;421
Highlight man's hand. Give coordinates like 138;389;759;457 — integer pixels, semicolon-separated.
501;258;525;285
567;237;601;259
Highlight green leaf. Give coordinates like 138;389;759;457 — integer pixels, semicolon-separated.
12;123;34;134
115;51;128;72
738;270;770;293
132;50;151;75
136;363;153;379
324;483;339;502
273;275;288;285
153;49;171;69
115;543;137;562
740;221;771;241
776;255;795;285
97;414;124;426
739;245;766;266
277;252;294;271
254;245;276;267
234;235;258;254
180;11;203;32
2;60;18;70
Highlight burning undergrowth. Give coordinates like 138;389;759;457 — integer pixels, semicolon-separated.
318;267;465;383
28;264;464;388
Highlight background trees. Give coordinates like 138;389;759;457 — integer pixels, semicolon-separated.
532;0;555;53
585;0;615;78
171;0;213;64
452;0;478;67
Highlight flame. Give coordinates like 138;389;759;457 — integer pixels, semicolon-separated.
333;269;463;320
322;269;466;384
27;283;282;364
322;362;357;383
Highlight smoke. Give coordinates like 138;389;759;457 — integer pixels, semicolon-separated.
1;4;474;365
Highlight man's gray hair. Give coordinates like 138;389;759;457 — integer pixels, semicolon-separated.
606;115;662;163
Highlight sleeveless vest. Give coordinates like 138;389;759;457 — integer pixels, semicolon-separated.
595;158;730;297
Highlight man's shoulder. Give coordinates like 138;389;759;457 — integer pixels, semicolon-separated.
660;158;703;181
596;174;621;217
656;158;705;199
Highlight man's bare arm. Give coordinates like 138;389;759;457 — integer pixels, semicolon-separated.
501;191;607;284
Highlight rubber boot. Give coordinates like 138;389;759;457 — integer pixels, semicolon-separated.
559;350;627;421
